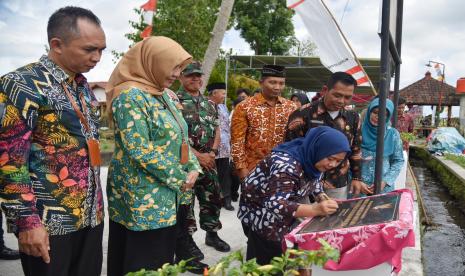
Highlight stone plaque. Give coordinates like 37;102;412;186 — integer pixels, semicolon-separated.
298;193;401;233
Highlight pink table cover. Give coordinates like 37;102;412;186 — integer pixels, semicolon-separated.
284;189;415;273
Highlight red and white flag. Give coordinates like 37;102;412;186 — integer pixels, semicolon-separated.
140;0;157;38
287;0;370;86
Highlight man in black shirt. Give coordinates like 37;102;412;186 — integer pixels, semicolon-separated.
285;72;371;199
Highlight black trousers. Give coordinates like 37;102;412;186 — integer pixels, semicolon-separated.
216;158;232;200
20;223;103;276
246;229;283;265
230;162;241;201
107;220;176;276
175;204;192;260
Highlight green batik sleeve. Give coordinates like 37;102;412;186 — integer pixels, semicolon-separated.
112;91;186;192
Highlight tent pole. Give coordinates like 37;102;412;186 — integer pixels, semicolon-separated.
392;0;404;128
447;106;452;126
374;0;392;195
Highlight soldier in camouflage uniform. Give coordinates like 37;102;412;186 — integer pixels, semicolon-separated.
164;89;208;273
176;62;231;259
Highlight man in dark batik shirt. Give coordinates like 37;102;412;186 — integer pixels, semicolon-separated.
285;72;371;199
0;7;106;276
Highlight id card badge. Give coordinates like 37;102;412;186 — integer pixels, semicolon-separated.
180;142;189;165
87;138;102;167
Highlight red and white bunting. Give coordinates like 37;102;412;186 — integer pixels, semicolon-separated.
287;0;370;86
140;0;157;39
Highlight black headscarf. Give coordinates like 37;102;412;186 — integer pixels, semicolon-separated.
291;93;310;106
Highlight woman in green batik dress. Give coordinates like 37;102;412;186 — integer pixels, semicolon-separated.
105;36;202;276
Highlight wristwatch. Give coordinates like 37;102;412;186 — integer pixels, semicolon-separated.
211;148;219;155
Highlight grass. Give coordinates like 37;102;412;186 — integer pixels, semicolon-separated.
444;153;465;169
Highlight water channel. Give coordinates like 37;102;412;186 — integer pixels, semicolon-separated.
410;157;465;276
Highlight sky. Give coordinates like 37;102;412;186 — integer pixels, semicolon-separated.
0;0;464;115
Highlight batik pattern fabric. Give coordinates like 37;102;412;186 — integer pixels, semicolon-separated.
216;104;231;159
231;93;297;171
238;152;323;242
361;128;404;193
107;89;201;231
0;55;103;235
176;87;219;152
396;114;414;133
285;99;362;188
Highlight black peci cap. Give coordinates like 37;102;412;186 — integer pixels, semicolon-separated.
262;65;286;78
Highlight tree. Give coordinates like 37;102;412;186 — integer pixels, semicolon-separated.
113;0;221;61
288;38;317;57
206;50;259;108
232;0;295;55
201;0;236;91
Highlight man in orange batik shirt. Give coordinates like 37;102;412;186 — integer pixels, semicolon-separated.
231;65;297;180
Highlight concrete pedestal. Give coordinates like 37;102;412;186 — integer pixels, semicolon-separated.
312;263;392;276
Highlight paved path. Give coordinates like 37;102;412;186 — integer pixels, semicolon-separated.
0;166;425;275
0;167;247;276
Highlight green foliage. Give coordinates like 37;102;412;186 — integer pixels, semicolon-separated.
209;239;339;276
444;153;465;169
400;132;416;143
232;0;295;55
113;0;221;61
411;147;465;204
126;260;189;276
127;239;339;276
205;51;260;108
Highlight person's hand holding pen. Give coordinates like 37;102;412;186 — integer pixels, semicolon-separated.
316;193;339;216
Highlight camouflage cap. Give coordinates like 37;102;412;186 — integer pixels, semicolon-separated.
182;61;204;75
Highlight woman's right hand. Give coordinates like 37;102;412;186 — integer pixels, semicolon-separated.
316;199;339;216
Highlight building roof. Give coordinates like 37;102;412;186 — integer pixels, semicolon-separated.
399;72;461;106
229;55;380;95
